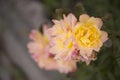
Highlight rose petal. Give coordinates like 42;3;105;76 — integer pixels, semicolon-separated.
88;17;103;29
63;13;77;27
101;31;108;42
79;14;90;23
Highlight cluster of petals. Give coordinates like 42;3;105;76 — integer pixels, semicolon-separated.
48;13;108;64
27;13;108;73
27;25;77;73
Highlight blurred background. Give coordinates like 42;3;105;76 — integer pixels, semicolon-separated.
0;0;120;80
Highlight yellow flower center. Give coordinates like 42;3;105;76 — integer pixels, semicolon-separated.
44;36;50;45
74;22;100;48
58;28;73;50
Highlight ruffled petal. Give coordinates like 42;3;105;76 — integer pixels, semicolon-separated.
63;13;77;28
88;17;103;29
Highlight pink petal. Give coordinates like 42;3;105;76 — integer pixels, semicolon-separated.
101;31;108;43
63;13;77;27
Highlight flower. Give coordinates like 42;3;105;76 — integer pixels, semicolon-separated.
48;13;108;64
27;13;108;73
27;26;57;70
48;13;77;60
27;25;77;73
73;14;108;64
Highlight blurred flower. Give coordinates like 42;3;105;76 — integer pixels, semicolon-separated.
27;13;108;73
27;25;77;73
56;59;77;73
27;25;57;70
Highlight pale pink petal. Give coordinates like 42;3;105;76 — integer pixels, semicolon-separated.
52;19;60;24
29;30;43;43
54;50;67;60
65;47;75;61
32;53;41;62
95;18;103;28
27;42;41;54
29;30;37;40
56;60;77;73
101;31;108;42
49;46;63;55
93;41;102;52
79;14;90;23
63;13;77;27
79;48;93;62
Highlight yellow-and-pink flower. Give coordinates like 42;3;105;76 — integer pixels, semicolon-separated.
27;25;77;73
73;14;108;64
48;14;77;61
48;13;108;64
27;13;108;73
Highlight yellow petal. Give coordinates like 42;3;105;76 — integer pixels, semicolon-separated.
63;13;77;27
